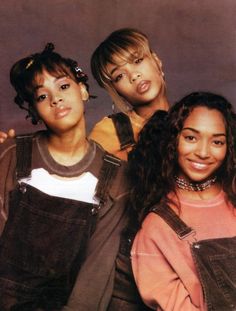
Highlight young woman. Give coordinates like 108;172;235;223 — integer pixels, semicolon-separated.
130;92;236;310
0;43;129;310
63;28;168;311
90;27;169;160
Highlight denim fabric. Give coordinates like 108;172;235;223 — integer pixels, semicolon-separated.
152;204;236;311
108;229;153;311
0;184;98;311
108;113;135;151
191;237;236;311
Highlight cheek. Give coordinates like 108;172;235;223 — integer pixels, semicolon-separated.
177;141;193;156
215;147;227;162
114;82;129;95
36;105;49;118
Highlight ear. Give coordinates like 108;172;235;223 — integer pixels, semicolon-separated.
79;83;89;101
152;52;162;70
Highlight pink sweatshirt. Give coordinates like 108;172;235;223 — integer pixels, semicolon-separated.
131;191;236;311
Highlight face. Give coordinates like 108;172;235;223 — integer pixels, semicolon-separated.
106;51;165;107
177;106;227;183
33;70;88;133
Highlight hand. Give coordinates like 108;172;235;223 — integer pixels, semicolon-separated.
0;129;16;143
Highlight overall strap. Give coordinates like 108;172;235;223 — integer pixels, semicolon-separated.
95;153;121;206
109;112;136;150
151;204;194;239
16;134;33;180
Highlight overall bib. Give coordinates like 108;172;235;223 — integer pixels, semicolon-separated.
0;134;121;311
152;204;236;311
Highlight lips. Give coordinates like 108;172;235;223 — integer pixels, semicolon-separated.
189;160;211;171
136;80;151;94
54;106;71;119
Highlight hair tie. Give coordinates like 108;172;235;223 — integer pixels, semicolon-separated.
25;59;34;69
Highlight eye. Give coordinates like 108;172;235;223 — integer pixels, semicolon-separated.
36;94;48;103
61;83;70;90
184;135;196;142
134;58;143;64
113;73;124;83
212;139;226;146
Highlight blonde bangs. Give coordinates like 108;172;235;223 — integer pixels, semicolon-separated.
101;38;151;84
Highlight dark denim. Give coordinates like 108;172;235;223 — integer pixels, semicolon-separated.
108;112;136;151
0;183;98;311
107;229;152;311
191;237;236;311
152;204;236;311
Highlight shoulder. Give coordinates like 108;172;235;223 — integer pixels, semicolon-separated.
139;208;178;241
89;116;116;138
89;116;130;160
89;116;119;149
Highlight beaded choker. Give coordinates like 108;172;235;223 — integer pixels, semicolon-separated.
175;176;217;191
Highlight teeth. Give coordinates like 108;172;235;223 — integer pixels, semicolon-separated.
192;162;208;169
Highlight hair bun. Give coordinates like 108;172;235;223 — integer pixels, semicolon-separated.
43;43;55;53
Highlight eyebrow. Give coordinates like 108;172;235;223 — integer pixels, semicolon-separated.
109;66;118;76
182;127;226;137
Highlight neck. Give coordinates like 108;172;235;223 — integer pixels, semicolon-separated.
134;95;169;119
46;124;88;166
175;175;222;200
175;176;217;192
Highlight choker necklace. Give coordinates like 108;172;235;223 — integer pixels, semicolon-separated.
175;176;217;191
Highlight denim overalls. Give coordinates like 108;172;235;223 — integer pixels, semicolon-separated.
0;134;121;311
109;112;136;151
107;227;153;311
107;114;152;310
152;203;236;311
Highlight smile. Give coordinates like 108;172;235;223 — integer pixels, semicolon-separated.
190;161;211;170
136;80;151;94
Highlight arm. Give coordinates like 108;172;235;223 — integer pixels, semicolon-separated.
131;215;204;311
0;129;15;143
63;176;129;311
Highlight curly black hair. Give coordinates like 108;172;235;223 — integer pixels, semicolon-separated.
129;92;236;223
10;43;89;124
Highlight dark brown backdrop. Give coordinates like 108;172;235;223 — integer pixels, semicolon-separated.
0;0;235;133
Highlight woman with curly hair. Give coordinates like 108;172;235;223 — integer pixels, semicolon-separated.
0;43;129;310
130;92;236;310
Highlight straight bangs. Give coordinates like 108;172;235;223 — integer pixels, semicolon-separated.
102;40;151;82
26;61;75;104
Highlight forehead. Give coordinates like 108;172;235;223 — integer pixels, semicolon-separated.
183;106;226;132
33;66;73;87
105;48;143;73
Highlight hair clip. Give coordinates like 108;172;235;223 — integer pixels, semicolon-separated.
26;59;34;69
74;66;82;73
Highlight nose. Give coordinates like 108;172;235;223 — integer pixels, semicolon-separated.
130;72;141;83
51;94;63;107
195;140;210;158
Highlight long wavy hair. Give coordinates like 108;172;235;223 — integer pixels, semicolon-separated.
129;92;236;223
